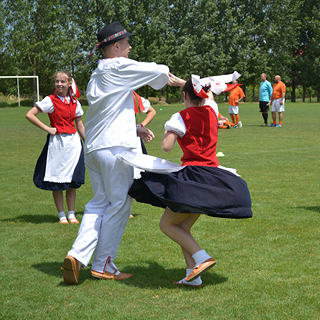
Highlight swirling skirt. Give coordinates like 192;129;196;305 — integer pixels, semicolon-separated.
129;165;252;219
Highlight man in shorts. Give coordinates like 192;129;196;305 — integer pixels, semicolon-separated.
228;80;245;128
269;75;286;127
259;73;273;126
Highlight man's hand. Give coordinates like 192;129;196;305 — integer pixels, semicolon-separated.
167;73;186;87
137;126;155;143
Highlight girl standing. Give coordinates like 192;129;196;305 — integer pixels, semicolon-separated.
26;71;85;224
129;75;252;287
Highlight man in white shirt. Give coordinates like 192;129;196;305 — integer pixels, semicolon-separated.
63;22;171;285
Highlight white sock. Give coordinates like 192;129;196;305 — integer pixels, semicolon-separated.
105;261;120;275
68;211;76;220
192;250;211;267
183;268;202;285
58;211;66;221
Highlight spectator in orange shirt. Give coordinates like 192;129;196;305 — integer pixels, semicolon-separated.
269;75;286;127
228;80;245;128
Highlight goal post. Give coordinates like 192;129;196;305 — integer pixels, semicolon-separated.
0;76;39;107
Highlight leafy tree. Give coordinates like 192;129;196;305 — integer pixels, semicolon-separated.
1;0;319;103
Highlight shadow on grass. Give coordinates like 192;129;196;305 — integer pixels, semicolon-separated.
295;206;320;213
32;261;92;286
121;261;227;289
0;211;84;224
32;260;227;288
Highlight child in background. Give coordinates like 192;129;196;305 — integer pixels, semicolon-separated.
131;92;157;218
129;76;252;287
26;71;85;224
133;91;157;154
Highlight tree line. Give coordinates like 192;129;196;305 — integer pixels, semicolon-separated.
1;0;319;104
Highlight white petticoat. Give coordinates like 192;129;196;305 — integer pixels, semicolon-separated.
117;151;239;176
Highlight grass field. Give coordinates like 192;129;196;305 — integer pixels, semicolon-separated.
0;102;319;319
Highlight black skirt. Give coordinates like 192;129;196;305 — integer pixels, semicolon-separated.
33;134;85;191
140;138;147;154
129;166;252;219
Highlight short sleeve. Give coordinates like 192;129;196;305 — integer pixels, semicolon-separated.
204;99;219;118
75;100;84;117
268;82;273;96
164;112;186;138
35;96;54;114
140;97;150;114
282;83;286;92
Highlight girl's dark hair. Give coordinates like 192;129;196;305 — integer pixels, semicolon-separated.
183;79;211;104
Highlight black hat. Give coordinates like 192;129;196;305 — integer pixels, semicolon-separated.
97;22;133;49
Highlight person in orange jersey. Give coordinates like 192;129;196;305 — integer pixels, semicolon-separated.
228;80;245;128
269;75;286;127
218;112;236;129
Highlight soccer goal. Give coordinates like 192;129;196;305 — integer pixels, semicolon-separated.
0;76;39;107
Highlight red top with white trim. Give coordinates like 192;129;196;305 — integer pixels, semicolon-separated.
48;94;77;134
177;106;219;167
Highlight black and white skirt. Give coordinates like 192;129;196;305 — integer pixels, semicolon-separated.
33;134;85;191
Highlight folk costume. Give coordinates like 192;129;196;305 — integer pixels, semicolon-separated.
33;93;85;191
67;21;170;276
133;91;150;155
129;103;252;219
126;75;251;288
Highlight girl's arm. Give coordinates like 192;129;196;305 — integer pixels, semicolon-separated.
25;106;57;135
161;131;178;153
140;106;156;127
75;117;86;141
75;117;85;142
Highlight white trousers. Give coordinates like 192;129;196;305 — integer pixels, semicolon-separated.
68;147;134;272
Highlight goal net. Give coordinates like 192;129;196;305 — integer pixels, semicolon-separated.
0;76;39;107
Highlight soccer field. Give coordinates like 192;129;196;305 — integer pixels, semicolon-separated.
0;102;319;319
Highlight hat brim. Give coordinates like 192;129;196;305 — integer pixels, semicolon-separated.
99;32;133;49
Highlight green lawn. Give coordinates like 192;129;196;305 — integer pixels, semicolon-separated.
0;102;319;319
